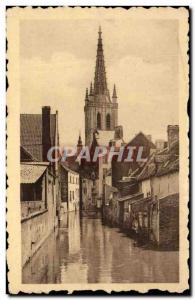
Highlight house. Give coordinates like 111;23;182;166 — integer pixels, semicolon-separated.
112;132;156;188
20;106;59;163
117;192;150;239
20;106;60;266
102;184;119;226
20;106;60;214
151;153;179;249
80;176;95;211
20;162;56;266
100;132;155;237
87;128;124;209
79;163;95;212
60;163;80;213
107;125;179;249
137;156;179;249
137;126;179;249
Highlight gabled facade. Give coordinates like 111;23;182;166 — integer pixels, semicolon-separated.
60;163;80;213
20;106;59;163
112;132;156;188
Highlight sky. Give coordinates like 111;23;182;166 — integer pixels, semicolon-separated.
20;15;179;146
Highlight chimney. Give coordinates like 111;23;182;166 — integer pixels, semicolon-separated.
114;126;123;140
146;134;152;142
167;125;179;149
155;139;166;151
42;106;51;161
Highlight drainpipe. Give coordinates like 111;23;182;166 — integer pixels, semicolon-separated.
157;198;160;247
102;174;106;220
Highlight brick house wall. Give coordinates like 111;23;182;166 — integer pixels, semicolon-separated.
159;193;179;249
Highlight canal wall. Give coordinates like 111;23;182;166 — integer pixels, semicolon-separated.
103;191;179;250
150;193;179;250
21;209;57;267
21;176;57;267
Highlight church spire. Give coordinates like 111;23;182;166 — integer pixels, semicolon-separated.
94;27;108;95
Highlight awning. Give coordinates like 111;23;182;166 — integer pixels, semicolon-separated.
21;164;47;184
105;185;118;200
118;192;144;202
105;184;118;193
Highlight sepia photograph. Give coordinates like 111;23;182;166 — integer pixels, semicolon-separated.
6;6;189;294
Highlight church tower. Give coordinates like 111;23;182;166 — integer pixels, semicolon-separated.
84;27;118;146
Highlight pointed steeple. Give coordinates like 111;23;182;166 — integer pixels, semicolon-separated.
77;131;83;147
94;27;108;95
112;84;117;98
77;131;83;157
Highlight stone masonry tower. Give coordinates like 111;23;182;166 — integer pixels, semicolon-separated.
84;27;118;146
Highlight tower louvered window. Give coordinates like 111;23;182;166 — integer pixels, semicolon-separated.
106;114;111;129
97;113;101;129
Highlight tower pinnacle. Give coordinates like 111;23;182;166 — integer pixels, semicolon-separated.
112;84;117;99
98;26;102;38
85;88;89;101
90;82;93;95
77;131;82;147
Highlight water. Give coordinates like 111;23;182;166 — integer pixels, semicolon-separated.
22;211;179;283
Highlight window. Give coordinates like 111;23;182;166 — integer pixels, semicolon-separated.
21;181;42;202
72;191;74;200
21;184;34;201
35;182;42;201
106;114;111;129
97;112;101;129
70;191;72;201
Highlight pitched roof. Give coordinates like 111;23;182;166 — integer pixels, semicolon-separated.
127;132;156;149
137;144;179;181
118;192;144;202
21;163;48;184
20;145;37;162
156;158;179;177
20;114;56;161
61;162;79;175
137;154;156;181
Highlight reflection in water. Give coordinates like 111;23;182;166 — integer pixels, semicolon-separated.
22;212;179;283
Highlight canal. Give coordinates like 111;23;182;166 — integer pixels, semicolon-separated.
22;211;179;283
